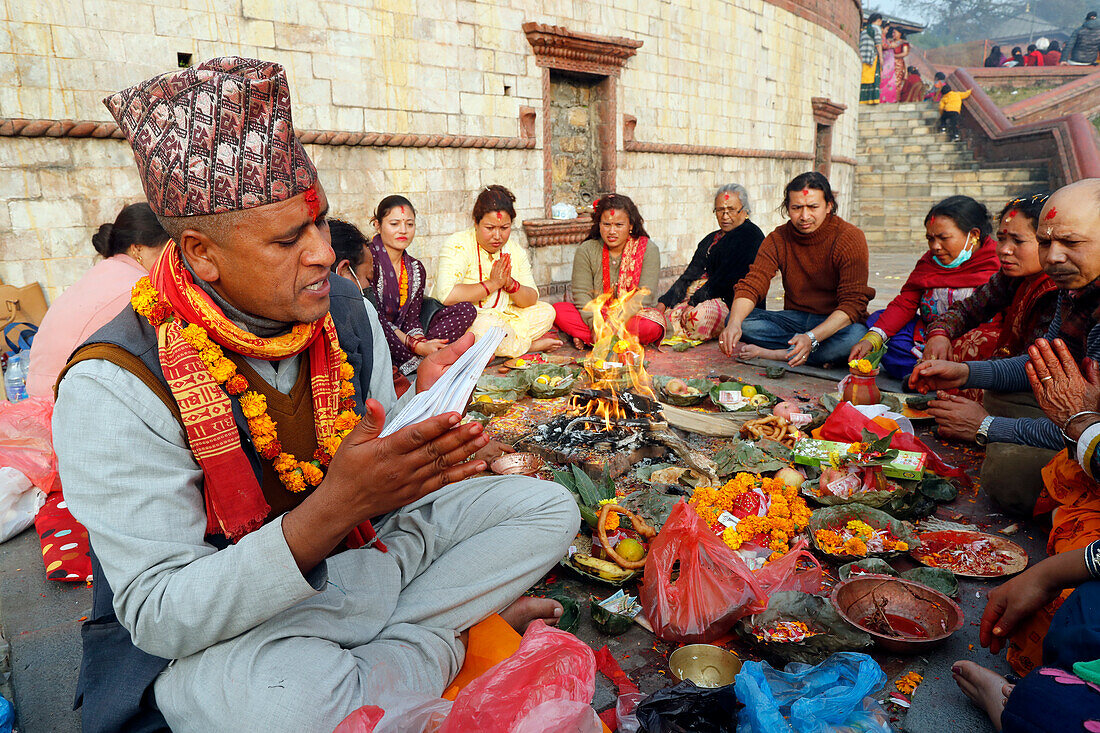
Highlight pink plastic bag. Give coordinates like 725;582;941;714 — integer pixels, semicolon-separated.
440;620;598;733
640;501;768;643
0;398;59;495
332;707;384;733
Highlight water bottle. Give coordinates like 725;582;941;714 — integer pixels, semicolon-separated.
4;352;27;402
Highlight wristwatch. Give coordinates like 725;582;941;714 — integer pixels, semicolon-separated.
805;331;820;352
975;415;995;446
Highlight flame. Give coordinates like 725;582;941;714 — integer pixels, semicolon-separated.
572;288;655;430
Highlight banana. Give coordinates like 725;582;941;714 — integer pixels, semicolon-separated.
572;552;634;580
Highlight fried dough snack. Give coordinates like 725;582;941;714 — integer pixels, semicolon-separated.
741;415;803;448
597;503;657;570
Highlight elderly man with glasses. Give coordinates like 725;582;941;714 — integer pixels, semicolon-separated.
657;183;765;342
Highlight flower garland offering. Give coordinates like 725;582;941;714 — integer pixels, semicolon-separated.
689;472;812;563
751;619;821;643
814;519;909;557
131;277;361;494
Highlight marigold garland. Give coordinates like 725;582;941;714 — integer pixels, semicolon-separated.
689;472;812;562
398;258;409;306
813;519;909;557
131;276;361;493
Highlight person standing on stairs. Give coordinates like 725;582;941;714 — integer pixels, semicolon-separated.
859;14;884;104
938;85;972;141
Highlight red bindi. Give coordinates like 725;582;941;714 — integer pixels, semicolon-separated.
998;229;1009;236
303;187;320;219
723;193;731;201
1006;210;1017;219
1045;207;1058;220
801;189;810;196
496;211;503;222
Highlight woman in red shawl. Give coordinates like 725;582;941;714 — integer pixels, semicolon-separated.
899;67;925;102
849;196;1001;379
553;193;664;348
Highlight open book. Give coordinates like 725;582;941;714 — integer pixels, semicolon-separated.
380;327;506;438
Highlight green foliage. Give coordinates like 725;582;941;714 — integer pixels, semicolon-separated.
552;465;616;529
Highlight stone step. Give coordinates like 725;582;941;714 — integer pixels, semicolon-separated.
858;142;976;156
858;170;1045;185
856;156;977;170
859;121;945;135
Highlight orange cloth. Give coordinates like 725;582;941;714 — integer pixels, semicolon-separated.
1007;451;1100;675
443;614;522;701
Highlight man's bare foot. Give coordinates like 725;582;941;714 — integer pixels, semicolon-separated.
531;336;564;353
500;596;563;634
739;344;789;362
953;660;1010;731
572;336;587;351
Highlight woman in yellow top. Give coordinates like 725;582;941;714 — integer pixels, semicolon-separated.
431;185;560;357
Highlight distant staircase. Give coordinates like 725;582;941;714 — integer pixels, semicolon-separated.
852;102;1049;253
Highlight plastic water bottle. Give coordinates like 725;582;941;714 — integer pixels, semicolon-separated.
4;352;27;402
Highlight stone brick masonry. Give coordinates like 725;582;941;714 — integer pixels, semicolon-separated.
0;0;859;301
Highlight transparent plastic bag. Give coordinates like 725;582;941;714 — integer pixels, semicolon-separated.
640;501;768;643
0;467;44;542
735;652;891;733
0;397;59;495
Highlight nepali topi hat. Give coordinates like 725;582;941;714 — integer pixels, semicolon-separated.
104;57;317;218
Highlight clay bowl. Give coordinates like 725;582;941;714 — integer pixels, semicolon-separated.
831;576;963;654
668;644;742;688
490;452;545;476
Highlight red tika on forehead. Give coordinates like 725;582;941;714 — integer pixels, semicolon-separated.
1045;207;1058;220
399;205;406;215
496;211;504;222
723;193;731;201
1006;210;1018;219
303;187;320;219
929;216;936;225
802;189;810;196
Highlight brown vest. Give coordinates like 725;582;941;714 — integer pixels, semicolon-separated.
60;344;319;523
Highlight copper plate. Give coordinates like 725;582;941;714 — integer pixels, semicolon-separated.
831;576;964;654
490;452;544;476
910;530;1029;578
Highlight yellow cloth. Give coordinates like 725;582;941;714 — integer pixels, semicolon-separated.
860;59;877;85
939;89;972;113
430;228;554;357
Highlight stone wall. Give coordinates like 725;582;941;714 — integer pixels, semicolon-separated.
1;0;860;301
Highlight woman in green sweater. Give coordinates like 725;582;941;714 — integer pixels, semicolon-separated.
553;193;664;348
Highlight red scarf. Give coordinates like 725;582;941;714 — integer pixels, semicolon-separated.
602;236;649;296
147;244;383;549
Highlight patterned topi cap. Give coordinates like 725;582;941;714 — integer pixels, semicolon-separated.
104;57;317;217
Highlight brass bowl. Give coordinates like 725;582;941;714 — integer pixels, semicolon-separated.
668;644;742;688
490;452;545;476
831;576;963;654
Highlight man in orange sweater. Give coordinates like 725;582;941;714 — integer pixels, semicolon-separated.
718;172;875;367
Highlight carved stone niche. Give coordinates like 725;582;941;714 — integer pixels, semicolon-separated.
522;23;642;248
811;97;847;177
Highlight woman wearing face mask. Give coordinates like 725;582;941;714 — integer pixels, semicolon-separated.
431;185;560;357
848;195;1001;380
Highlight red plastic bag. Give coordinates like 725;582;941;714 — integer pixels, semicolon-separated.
0;397;59;495
754;539;823;597
640;501;768;643
818;402;971;486
439;619;600;733
332;706;384;733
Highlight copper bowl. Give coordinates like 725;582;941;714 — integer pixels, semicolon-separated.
490;452;545;476
668;644;742;688
831;576;963;654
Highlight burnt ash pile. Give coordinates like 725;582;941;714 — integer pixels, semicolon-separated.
527;388;665;452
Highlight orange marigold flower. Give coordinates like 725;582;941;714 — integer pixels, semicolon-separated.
226;374;249;394
313;447;331;466
148;302;172;325
339;362;355;380
323;434;343;457
334;411;359;432
239;392;267;419
283;471;307;493
842;537;868;556
300;461;324;487
209;358;236;383
339;381;356;399
258;441;281;460
249;413;277;437
340;398;357;411
274;453;298;473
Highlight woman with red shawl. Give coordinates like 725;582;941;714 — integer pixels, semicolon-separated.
553;193;664;348
849;195;1002;379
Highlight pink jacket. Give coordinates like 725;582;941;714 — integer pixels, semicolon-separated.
26;254;145;398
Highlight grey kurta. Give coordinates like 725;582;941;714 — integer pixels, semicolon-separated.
53;298;578;732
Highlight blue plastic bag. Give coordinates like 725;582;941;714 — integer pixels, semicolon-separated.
0;695;12;733
735;652;892;733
